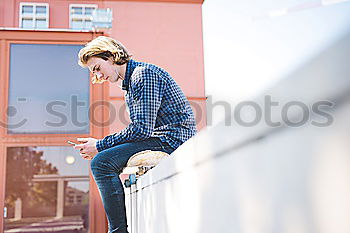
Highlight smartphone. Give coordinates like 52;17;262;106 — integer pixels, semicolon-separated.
67;141;77;146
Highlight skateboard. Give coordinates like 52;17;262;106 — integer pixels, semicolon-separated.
123;150;169;188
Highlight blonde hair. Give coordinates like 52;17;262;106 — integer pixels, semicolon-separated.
78;36;131;83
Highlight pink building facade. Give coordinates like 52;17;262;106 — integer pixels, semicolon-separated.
0;0;206;130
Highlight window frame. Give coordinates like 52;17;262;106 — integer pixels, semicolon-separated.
19;2;49;29
69;4;98;30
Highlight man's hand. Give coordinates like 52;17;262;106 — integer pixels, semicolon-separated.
74;138;99;160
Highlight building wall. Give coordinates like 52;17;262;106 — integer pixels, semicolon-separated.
0;0;206;130
103;1;206;131
104;1;205;97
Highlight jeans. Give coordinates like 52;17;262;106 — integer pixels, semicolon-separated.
90;137;175;233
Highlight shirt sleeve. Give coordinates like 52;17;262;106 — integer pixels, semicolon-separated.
96;67;166;152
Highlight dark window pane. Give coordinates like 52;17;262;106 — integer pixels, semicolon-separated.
22;5;33;14
36;6;47;14
4;146;90;232
71;7;83;15
85;7;95;16
8;44;90;134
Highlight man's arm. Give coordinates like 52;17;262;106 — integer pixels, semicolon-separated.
96;67;166;152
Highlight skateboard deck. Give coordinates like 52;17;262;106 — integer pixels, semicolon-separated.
123;150;169;187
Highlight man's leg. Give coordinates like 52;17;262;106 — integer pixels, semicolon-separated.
90;137;174;233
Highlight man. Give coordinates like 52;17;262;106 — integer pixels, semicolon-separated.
74;36;197;233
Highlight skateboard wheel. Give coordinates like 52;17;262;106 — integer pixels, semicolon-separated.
124;179;131;188
129;174;137;185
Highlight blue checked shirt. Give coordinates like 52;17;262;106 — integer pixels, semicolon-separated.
96;59;197;152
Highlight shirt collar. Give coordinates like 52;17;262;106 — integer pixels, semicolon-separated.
122;59;137;91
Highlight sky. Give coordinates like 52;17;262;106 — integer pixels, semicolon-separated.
202;0;350;105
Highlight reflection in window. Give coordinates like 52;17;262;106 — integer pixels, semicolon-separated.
8;44;90;134
4;146;89;233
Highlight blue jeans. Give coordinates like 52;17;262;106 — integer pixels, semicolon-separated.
90;137;175;233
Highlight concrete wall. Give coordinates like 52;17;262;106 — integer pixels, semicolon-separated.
124;26;350;233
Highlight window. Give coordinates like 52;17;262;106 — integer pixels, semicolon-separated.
4;146;89;231
76;195;82;203
69;4;97;30
19;3;49;29
8;44;90;134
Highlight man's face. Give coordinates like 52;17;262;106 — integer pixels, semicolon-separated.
86;57;121;83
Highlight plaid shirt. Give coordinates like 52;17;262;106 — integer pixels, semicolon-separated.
96;59;197;152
